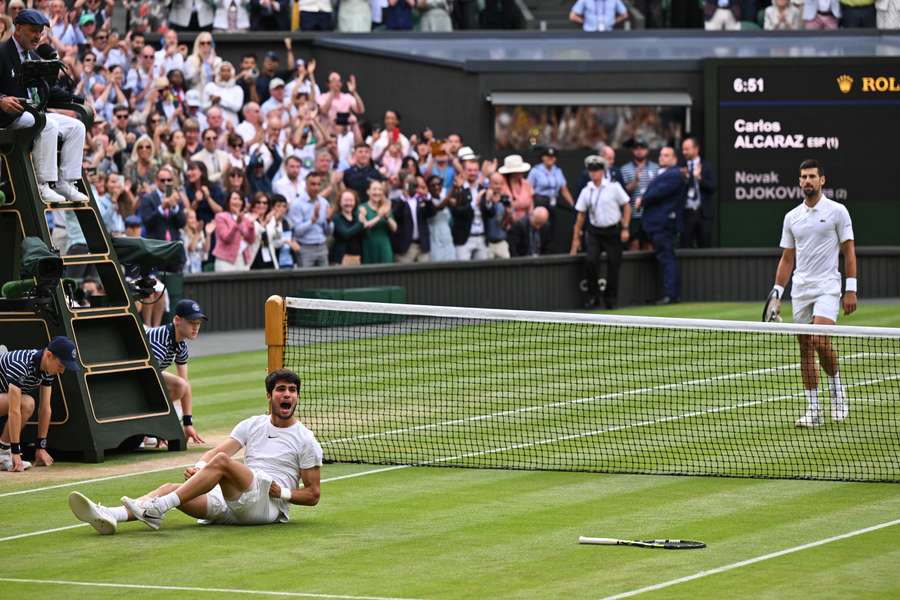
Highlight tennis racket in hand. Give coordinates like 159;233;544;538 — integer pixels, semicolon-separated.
578;536;706;549
762;289;782;323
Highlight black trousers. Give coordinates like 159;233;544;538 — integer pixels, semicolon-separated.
681;209;711;248
585;224;623;305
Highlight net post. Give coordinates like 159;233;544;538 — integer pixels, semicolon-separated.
265;295;286;374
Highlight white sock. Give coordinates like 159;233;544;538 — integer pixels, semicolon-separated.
109;506;130;522
157;491;181;513
805;388;819;411
828;372;842;393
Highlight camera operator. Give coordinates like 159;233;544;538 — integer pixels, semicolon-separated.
0;10;87;203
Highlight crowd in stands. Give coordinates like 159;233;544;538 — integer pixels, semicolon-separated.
570;0;898;29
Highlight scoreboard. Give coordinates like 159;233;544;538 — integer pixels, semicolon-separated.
705;59;900;247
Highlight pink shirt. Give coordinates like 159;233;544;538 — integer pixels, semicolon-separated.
317;92;359;121
503;178;535;221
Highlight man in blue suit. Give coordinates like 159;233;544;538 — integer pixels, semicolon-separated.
638;146;686;305
391;175;436;262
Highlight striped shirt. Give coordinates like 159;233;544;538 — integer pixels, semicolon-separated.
146;324;189;370
0;349;54;395
620;160;659;218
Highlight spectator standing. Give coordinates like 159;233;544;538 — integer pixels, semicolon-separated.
261;77;288;121
425;175;455;262
343;143;384;203
185;161;225;224
212;191;256;271
98;173;136;236
192;128;232;185
215;0;252;31
479;172;513;259
273;155;306;206
124;135;160;196
247;193;279;270
168;0;215;31
840;0;876;25
185;32;222;94
268;195;298;268
318;72;365;122
338;0;373;31
181;209;210;273
331;189;365;265
680;135;716;248
638;146;686;305
620;138;658;251
392;175;436;263
360;180;397;264
385;0;415;29
255;48;293;105
299;0;335;29
139;166;188;241
371;109;410;163
704;0;741;29
498;155;534;221
126;45;156;112
154;31;185;80
223;166;251;204
802;0;840;27
570;155;631;310
877;0;900;27
569;0;629;30
418;0;454;31
528;146;574;209
508;207;551;258
291;172;333;268
203;62;244;127
765;0;802;28
450;158;488;261
250;0;292;30
236;102;263;145
225;134;247;169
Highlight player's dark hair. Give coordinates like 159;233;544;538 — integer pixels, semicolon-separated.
266;368;301;394
799;159;823;176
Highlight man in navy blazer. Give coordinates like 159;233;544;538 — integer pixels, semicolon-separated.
639;146;686;304
391;177;436;262
0;10;87;204
139;166;186;241
680;135;716;248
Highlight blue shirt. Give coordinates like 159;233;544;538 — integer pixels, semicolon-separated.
527;164;568;199
97;193;126;234
290;194;333;245
571;0;627;31
0;349;54;395
146;324;189;370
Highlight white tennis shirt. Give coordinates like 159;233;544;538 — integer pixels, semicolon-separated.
779;196;854;299
230;415;323;494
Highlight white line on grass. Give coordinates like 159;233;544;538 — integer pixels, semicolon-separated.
0;462;194;499
0;465;408;543
600;517;900;599
0;578;423;600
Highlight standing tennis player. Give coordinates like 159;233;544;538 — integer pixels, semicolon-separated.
771;159;857;428
68;368;322;533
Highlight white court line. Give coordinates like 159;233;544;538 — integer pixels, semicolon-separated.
0;578;422;600
601;517;900;600
0;462;194;499
325;352;884;446
0;465;409;543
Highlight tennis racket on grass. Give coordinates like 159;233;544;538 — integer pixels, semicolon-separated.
762;289;782;323
578;536;706;549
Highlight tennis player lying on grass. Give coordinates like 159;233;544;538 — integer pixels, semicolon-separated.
68;368;322;533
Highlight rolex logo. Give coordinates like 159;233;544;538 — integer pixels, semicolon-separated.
836;74;853;94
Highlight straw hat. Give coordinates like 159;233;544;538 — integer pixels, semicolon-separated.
498;154;531;175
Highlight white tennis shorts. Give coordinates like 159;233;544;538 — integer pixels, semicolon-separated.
203;470;282;525
792;294;840;324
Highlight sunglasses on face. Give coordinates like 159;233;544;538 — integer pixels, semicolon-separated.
199;41;211;46
158;178;173;183
137;145;151;150
229;172;243;177
115;114;128;119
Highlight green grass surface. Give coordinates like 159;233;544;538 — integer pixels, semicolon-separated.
1;302;898;599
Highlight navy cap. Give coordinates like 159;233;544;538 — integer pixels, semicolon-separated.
47;336;81;371
14;9;51;27
264;51;280;61
540;146;558;158
124;215;142;227
175;298;207;321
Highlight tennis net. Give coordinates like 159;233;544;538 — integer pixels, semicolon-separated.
269;297;900;482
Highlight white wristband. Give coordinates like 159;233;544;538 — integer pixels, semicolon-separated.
845;278;857;293
194;460;207;470
772;285;785;299
280;488;292;501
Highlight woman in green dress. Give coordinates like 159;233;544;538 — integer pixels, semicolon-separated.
359;180;397;264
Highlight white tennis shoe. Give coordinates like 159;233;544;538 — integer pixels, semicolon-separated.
121;496;164;530
0;449;31;471
795;409;824;428
68;491;117;535
830;385;849;422
54;180;89;202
